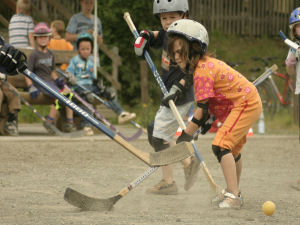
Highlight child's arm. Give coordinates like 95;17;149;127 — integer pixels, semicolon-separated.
285;50;297;76
28;32;35;47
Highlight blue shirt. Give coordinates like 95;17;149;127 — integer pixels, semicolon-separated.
66;12;102;49
66;55;95;86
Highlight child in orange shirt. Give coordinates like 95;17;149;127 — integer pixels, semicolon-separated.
165;19;262;209
48;20;73;71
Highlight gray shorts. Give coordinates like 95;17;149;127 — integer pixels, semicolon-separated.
153;101;194;142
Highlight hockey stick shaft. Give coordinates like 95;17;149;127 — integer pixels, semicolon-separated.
64;84;142;141
252;64;278;87
56;68;147;133
124;12;220;193
20;69;193;166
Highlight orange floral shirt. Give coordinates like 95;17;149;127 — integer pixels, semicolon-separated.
193;56;257;121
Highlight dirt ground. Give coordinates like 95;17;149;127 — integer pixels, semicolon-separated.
0;125;299;225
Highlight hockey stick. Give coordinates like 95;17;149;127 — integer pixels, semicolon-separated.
252;64;278;87
20;68;193;166
0;77;83;137
279;30;300;142
64;84;143;141
56;68;147;134
64;166;158;211
124;12;220;193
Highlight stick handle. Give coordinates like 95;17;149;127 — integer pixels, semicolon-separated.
252;64;278;87
279;30;300;50
123;12;137;34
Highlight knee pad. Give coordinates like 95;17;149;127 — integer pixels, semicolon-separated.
234;154;241;163
147;122;154;147
212;145;231;163
152;137;170;152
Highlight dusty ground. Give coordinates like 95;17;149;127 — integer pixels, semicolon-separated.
0;124;299;225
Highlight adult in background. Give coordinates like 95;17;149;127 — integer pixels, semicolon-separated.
9;0;35;48
65;0;103;49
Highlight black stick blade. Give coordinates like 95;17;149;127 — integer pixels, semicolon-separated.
64;187;121;211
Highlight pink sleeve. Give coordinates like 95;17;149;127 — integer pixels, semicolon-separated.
193;71;215;102
285;50;296;66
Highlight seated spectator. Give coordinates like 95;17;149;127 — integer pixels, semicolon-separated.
25;22;76;133
0;74;21;136
9;0;34;48
48;20;74;71
65;0;103;49
66;33;136;136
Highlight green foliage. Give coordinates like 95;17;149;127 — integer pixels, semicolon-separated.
18;105;50;123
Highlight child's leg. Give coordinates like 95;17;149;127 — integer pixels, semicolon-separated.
65;107;73;123
48;105;57;122
220;153;239;196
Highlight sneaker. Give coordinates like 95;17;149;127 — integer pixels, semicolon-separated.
43;121;56;135
183;156;200;191
64;123;77;133
218;191;242;209
4;120;18;136
212;189;244;206
146;179;178;195
118;112;136;124
83;127;94;136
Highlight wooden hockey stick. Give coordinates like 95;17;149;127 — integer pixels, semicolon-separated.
21;68;194;166
64;84;143;141
124;12;221;194
64;166;158;211
252;64;278;87
0;78;83;137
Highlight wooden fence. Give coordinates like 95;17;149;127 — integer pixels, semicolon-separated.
189;0;299;36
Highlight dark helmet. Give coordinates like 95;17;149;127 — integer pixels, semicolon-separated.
76;32;93;49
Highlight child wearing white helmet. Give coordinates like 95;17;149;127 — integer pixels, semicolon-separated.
285;7;300;191
134;0;200;195
167;19;262;208
26;22;76;133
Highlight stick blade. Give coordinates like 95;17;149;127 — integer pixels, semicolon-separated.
149;142;194;166
64;187;121;211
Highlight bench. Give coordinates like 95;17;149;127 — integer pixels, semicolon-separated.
2;48;117;133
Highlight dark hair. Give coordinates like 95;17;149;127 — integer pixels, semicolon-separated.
167;34;207;74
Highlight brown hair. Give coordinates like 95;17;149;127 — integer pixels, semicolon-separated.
51;20;65;37
167;34;211;74
17;0;31;15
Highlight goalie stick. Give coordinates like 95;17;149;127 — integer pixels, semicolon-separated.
0;78;83;137
64;84;143;141
124;12;221;194
56;68;148;134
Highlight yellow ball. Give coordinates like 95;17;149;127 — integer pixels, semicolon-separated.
262;201;275;216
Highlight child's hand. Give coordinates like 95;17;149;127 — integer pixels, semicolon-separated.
28;85;40;99
66;72;77;85
55;77;65;89
162;83;184;106
0;42;27;75
134;30;154;57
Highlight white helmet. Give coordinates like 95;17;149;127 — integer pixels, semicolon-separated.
153;0;189;15
167;19;209;54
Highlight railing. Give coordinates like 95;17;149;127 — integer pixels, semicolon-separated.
189;0;297;36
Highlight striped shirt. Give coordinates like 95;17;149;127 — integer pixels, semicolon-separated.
9;14;34;48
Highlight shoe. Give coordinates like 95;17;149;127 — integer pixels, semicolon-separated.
4;120;18;136
218;191;242;209
212;189;244;206
183;156;200;191
118;112;136;124
146;179;178;195
43;121;56;134
64;123;77;133
83;127;94;136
